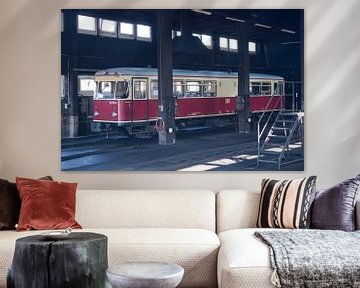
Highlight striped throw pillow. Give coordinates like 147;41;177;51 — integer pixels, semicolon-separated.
257;176;317;229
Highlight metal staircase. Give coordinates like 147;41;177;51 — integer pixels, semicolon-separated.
256;81;304;170
257;111;304;169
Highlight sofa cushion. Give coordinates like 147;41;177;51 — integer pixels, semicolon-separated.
216;190;260;233
257;177;317;229
16;177;82;231
76;190;216;231
218;228;278;288
0;228;220;288
311;174;360;231
0;179;20;230
0;176;53;230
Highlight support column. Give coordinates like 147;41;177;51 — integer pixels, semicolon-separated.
236;24;250;133
68;68;79;138
157;10;175;145
300;9;304;111
66;12;79;138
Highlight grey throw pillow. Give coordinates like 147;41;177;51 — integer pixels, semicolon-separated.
311;174;360;231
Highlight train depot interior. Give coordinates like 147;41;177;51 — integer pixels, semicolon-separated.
61;9;304;171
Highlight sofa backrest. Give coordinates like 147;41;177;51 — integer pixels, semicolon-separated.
217;190;360;233
216;190;260;233
76;190;216;231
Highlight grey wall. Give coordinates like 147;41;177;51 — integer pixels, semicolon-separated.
0;0;359;190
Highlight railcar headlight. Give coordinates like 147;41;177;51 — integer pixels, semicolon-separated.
112;112;118;118
94;111;99;117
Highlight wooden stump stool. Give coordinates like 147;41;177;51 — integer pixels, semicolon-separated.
7;232;108;288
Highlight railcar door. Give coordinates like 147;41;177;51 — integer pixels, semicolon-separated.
132;78;148;123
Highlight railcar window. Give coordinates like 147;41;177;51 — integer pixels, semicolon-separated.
274;82;284;95
278;82;284;95
250;82;261;95
173;80;184;97
95;81;115;99
115;81;129;99
185;81;202;97
150;80;158;99
134;80;147;99
261;82;271;95
203;80;217;97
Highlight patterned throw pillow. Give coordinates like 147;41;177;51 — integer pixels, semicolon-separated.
257;176;317;229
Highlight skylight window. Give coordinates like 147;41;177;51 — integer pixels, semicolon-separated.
172;30;181;38
119;22;134;38
192;33;212;48
77;15;97;35
201;34;212;48
221;37;257;54
249;41;256;53
219;37;228;50
137;24;151;41
229;39;238;51
99;19;117;37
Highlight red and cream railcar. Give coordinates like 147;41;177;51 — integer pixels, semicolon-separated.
92;67;284;132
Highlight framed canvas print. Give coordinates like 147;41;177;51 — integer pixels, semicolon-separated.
61;9;304;171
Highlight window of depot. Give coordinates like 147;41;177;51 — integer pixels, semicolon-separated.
136;24;151;41
229;39;238;52
249;41;256;53
172;30;181;39
119;22;134;39
61;75;65;98
219;37;228;50
79;78;96;96
77;15;97;35
201;34;212;48
99;19;117;37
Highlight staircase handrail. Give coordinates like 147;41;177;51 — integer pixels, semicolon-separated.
257;93;284;140
257;93;284;166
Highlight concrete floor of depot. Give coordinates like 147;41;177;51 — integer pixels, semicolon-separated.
61;127;304;172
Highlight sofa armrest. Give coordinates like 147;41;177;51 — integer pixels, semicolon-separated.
356;200;360;230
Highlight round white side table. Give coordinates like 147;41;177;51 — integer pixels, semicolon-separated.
106;262;184;288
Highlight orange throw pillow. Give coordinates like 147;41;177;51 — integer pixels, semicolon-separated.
16;177;82;231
